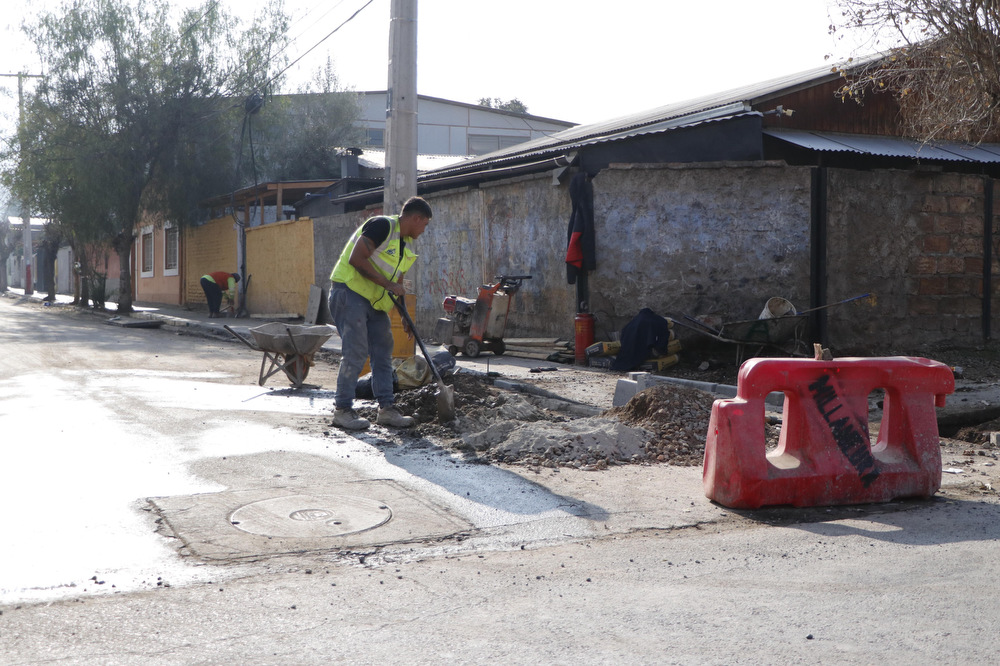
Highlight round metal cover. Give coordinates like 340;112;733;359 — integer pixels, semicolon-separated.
229;494;392;538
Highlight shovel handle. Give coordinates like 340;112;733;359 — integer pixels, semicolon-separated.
388;293;447;386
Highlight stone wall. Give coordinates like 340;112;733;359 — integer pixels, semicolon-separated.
309;164;999;353
591;162;813;338
311;177;578;339
311;163;814;344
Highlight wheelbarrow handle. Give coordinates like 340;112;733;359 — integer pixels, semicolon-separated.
223;324;261;351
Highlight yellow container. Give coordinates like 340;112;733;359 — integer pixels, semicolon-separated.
391;293;416;359
361;294;416;376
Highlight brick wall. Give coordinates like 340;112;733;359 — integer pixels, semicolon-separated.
826;169;995;351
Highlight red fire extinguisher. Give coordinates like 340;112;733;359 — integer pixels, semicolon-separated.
574;313;594;365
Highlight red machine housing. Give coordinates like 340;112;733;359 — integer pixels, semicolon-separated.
435;275;531;357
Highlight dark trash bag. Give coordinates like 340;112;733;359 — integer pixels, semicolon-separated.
610;308;674;372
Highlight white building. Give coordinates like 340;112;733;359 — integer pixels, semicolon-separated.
356;91;576;156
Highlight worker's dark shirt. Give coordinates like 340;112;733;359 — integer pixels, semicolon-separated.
361;216;405;254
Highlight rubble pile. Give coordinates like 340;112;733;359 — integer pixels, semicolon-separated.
389;372;715;468
601;383;716;466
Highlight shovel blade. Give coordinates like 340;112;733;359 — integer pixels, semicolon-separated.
436;381;456;421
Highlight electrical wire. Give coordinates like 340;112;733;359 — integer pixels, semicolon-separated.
269;0;350;73
259;0;376;94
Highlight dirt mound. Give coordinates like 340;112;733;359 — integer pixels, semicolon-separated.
383;373;715;469
602;383;716;466
953;416;1000;447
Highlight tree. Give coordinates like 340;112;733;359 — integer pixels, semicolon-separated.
3;0;289;313
247;57;365;182
478;97;529;115
831;0;1000;143
0;215;11;293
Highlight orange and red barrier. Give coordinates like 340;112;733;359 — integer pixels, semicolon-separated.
703;357;955;509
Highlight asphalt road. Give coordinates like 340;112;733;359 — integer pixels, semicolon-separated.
1;294;999;665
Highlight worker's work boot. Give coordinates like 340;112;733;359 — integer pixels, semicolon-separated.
376;405;415;428
332;408;370;431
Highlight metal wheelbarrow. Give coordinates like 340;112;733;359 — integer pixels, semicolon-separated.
677;294;872;364
224;323;333;388
675;313;809;364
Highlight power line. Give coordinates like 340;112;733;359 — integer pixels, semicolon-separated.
260;0;376;93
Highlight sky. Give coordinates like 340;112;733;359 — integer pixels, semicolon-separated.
1;0;876;129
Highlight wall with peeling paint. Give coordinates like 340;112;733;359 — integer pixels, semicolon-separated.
308;164;999;353
311;164;813;344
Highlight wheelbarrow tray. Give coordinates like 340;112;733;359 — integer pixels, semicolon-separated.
249;323;333;356
674;314;809;364
718;315;806;345
224;323;333;388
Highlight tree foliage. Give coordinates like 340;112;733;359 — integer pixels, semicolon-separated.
478;97;529;115
832;0;1000;142
2;0;290;312
0;214;11;293
246;57;364;183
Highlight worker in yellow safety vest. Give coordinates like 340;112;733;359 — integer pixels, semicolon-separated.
328;196;432;430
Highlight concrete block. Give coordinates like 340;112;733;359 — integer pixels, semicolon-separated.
613;379;639;407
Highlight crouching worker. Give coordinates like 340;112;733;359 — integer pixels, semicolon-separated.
328;196;432;430
200;271;240;318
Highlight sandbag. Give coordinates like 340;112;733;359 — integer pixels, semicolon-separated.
393;355;432;389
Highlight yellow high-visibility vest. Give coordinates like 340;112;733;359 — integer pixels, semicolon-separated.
330;216;416;312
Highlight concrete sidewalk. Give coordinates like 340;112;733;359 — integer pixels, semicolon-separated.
6;288;346;353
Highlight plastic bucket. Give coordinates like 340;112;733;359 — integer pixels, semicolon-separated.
759;297;796;320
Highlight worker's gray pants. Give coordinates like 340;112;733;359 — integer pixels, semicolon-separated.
328;283;395;410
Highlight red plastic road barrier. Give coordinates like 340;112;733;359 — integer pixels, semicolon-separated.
703;356;955;509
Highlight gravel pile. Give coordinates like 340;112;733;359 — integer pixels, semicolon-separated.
601;383;716;466
390;373;717;468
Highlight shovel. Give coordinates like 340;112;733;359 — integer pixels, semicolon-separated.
389;293;456;421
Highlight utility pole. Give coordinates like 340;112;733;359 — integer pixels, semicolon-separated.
384;0;418;214
1;72;44;295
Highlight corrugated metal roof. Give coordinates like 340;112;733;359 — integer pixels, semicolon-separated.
423;104;755;180
356;149;470;172
419;58;875;179
765;129;1000;163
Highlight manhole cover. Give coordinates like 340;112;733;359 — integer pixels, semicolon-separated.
229;494;392;538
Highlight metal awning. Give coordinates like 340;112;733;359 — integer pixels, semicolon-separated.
765;129;1000;163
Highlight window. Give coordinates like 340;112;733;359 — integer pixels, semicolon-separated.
468;133;529;156
140;226;154;278
365;127;384;147
164;224;179;277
